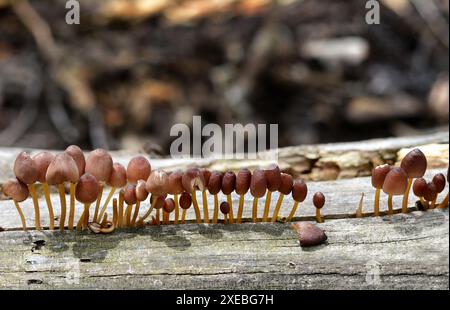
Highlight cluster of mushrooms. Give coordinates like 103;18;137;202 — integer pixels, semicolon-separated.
2;147;326;232
371;148;449;216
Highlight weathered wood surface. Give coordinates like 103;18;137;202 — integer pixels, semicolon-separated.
0;209;447;289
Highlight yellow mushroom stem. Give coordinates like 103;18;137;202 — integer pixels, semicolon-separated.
98;187;116;222
42;183;55;230
252;197;259;223
438;193;449;209
387;194;394;216
13;200;27;231
130;200;141;226
202;191;209;223
112;198;118;227
224;213;228;224
125;204;133;227
262;191;272;222
374;188;381;217
402;178;413;214
92;184;104;223
226;194;234;224
237;195;245;223
174;194;179;224
419;197;428;210
286;201;299;222
181;208;187;224
68;183;76;230
155;209;161;225
271;193;284;223
137;196;158;226
27;183;41;231
76;203;90;231
191;190;202;224
213;194;219;224
431;199;437;209
163;211;169;225
118;191;124;228
58;183;67;231
315;208;323;223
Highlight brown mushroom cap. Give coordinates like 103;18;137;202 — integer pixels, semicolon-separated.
207;171;223;195
382;167;408;195
432;173;446;193
371;164;392;189
265;164;281;192
108;163;127;188
65;145;85;177
182;168;205;192
150;194;167;209
400;148;427;178
163;198;176;213
33;151;55;183
179;192;192;210
220;201;230;214
423;182;438;201
127;156;151;184
292;222;327;248
135;180;149;201
14;152;38;184
413;178;427;197
75;173;99;204
235;168;252;195
292;179;308;202
3;178;29;202
123;184;137;205
313;192;326;209
168;170;184;195
46;153;79;185
146;169;169;196
250;169;267;198
279;173;293;195
85;149;113;183
222;171;236;195
200;168;211;187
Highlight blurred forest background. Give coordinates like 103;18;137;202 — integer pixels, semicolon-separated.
0;0;448;154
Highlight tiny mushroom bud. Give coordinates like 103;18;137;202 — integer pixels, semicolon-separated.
423;182;438;202
222;171;236;195
65;145;85;177
123;184;137;206
265;164;281;192
127;156;151;184
432;173;446;194
292;179;308;203
400;148;427;178
220;201;231;215
413;178;427;198
33;152;55;183
75;173;99;204
207;171;223;195
168;170;184;195
313;192;326;209
46;153;80;185
179;192;192;210
136;180;149;201
146;169;169;196
85;149;113;183
108;163;127;188
3;178;29;202
14;152;38;184
182;168;205;192
371;164;392;189
250;169;267;198
163;198;176;214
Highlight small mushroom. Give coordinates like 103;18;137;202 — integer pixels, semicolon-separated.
138;170;170;225
413;177;428;209
371;164;391;216
123;184;137;227
220;201;231;224
400;149;427;213
85;149;113;223
438;168;449;209
179;192;192;224
182;168;205;224
235;168;251;223
271;172;293;222
423;182;438;207
313;192;325;223
14;152;40;230
263;164;281;222
98;163;127;222
150;194;167;225
131;180;149;226
208;171;223;224
33;151;56;230
222;171;236;224
46;153;79;231
127;156;151;185
250;169;267;223
287;179;308;222
291;222;327;247
199;168;212;223
168;170;184;224
75;173;99;230
65;145;86;177
3;179;29;231
163;198;176;224
431;173;446;208
382;167;408;215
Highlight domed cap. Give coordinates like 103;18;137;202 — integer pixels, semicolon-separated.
3;178;29;202
33;152;55;183
413;178;427;197
279;173;293;195
108;163;127;188
313;192;325;209
127;156;151;184
146;169;169;196
168;170;184;195
382;168;408;196
14;152;38;184
75;173;99;204
46;153;79;185
200;168;212;186
265;164;281;192
400;148;427;178
135;180;149;201
85;149;113;183
179;192;192;210
292;179;308;202
235;168;252;195
222;171;236;195
432;173;446;193
182;168;205;192
423;182;437;201
220;201;230;215
163;198;176;213
123;184;137;205
250;169;267;198
371;164;391;189
65;145;85;177
207;171;223;195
